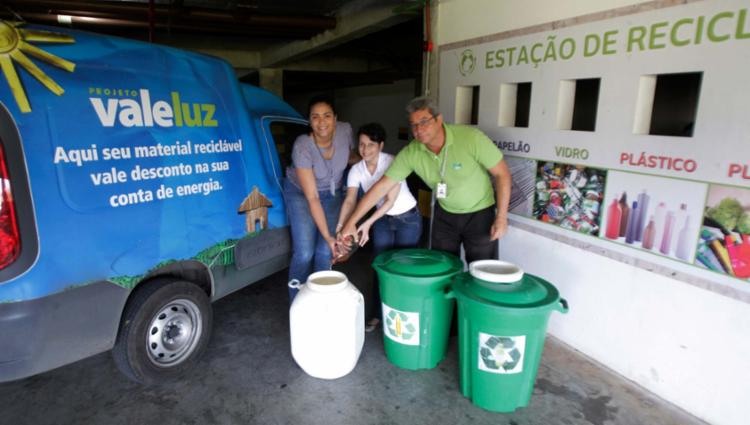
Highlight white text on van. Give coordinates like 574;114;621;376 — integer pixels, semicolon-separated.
89;89;218;128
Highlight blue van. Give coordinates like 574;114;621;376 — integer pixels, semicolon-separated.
0;21;308;383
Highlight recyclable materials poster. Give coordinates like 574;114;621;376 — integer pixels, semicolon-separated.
533;161;606;236
600;171;706;262
698;185;750;280
506;156;536;217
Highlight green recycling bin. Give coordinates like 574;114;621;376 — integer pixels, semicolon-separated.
451;260;568;412
372;249;463;370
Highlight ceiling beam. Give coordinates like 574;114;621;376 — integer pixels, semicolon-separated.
188;48;262;69
0;0;337;39
260;0;416;68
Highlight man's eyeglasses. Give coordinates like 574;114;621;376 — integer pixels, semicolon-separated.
409;116;436;131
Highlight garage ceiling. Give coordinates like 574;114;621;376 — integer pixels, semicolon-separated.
0;0;425;96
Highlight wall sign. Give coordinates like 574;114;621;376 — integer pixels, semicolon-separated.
439;0;750;293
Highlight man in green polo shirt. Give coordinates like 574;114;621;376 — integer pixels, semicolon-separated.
340;97;511;263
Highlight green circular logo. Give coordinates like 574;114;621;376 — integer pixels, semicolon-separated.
459;49;476;76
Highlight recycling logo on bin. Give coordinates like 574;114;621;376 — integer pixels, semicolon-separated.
478;332;526;374
382;304;419;345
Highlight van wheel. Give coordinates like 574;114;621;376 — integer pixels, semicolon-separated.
113;279;212;384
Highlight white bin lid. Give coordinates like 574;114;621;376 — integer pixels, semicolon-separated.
469;260;524;283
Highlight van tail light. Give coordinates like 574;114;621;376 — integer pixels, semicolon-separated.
0;143;20;269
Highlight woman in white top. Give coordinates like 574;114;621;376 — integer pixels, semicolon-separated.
337;123;422;330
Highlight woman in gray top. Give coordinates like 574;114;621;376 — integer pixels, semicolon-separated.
284;94;356;301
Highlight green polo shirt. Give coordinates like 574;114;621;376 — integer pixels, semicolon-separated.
385;124;503;214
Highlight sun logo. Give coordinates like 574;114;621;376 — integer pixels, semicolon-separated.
0;21;75;113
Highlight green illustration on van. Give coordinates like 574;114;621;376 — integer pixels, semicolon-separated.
110;236;242;290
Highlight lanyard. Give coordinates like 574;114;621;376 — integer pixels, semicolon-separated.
438;144;449;181
429;143;448;250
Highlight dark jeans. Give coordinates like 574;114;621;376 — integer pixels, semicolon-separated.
431;203;497;265
369;207;422;320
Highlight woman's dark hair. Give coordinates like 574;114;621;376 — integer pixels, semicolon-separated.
307;94;336;116
357;122;386;144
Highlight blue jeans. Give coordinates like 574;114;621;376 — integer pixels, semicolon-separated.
371;207;423;257
369;207;422;319
284;179;342;301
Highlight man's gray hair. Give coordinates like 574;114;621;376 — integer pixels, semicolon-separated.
406;96;440;117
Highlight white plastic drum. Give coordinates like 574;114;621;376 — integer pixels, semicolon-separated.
288;270;364;379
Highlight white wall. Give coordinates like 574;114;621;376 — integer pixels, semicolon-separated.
437;0;652;45
500;224;750;425
435;1;750;424
286;79;417;155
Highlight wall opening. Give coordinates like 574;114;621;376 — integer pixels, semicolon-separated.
498;82;531;128
456;85;480;125
634;72;702;137
557;78;600;131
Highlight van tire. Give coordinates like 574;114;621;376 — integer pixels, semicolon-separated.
112;279;212;384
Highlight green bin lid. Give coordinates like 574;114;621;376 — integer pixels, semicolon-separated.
372;249;463;277
453;260;559;308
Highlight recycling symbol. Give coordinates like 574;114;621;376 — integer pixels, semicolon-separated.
386;310;416;341
479;334;525;374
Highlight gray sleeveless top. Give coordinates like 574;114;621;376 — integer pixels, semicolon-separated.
286;121;354;193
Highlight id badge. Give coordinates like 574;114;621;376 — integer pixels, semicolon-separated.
436;182;447;199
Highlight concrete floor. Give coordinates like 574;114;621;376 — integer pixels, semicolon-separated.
0;254;706;425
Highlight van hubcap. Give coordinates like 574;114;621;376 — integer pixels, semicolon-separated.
147;299;203;367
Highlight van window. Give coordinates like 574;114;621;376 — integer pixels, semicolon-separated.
269;121;309;171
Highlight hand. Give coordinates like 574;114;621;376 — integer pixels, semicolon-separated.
356;222;372;247
324;234;337;258
340;222;358;242
490;215;508;241
332;232;358;264
334;232;350;256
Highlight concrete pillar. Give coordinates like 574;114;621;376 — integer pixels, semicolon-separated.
259;68;283;97
425;1;439;98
